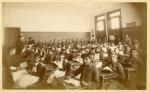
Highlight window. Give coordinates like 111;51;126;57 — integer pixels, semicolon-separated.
110;17;120;29
95;15;105;31
97;21;104;31
108;10;121;29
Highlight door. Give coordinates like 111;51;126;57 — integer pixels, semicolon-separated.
4;27;21;49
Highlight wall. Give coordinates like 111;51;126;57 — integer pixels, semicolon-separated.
3;2;100;32
3;2;142;31
2;2;143;41
22;32;90;41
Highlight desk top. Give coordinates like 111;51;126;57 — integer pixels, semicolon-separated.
124;67;136;72
100;72;119;79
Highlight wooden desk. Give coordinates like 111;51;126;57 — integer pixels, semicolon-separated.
99;72;119;89
124;67;136;80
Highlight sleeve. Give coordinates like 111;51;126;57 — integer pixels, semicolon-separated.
92;66;99;82
117;62;125;79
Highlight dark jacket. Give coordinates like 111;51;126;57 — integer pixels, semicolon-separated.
16;39;24;55
66;63;99;83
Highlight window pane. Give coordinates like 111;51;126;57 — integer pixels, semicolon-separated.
97;16;105;21
97;21;104;31
110;11;120;17
110;17;120;29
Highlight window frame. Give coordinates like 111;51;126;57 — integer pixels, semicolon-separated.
107;9;122;30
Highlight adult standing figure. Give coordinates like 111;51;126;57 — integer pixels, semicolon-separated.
15;35;25;55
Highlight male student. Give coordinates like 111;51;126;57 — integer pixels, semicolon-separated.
109;54;125;80
65;54;100;89
28;37;35;46
127;49;144;89
5;47;16;88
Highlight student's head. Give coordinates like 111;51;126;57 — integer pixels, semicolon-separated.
126;46;131;51
111;43;115;46
131;49;139;57
118;42;122;45
83;56;91;65
103;43;107;47
19;35;24;42
29;37;32;40
35;55;40;62
111;54;118;63
125;34;129;38
134;43;139;49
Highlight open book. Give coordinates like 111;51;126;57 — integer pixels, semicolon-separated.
101;66;113;73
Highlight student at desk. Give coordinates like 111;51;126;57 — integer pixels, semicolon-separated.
109;54;125;80
128;49;144;89
65;54;100;89
101;53;125;80
5;47;17;88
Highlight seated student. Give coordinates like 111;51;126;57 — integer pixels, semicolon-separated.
25;45;35;70
108;43;117;53
5;47;17;88
123;45;131;64
73;51;83;65
127;49;144;89
44;49;55;64
94;47;100;62
109;54;125;80
101;42;108;53
28;37;35;46
114;48;124;63
129;49;142;69
6;47;18;69
65;55;99;89
31;55;46;79
132;43;142;57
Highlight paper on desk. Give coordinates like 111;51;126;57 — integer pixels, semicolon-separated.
54;70;65;77
17;74;39;88
12;69;27;82
64;79;80;87
95;62;102;68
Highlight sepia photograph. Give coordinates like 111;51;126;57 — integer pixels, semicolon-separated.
1;1;147;91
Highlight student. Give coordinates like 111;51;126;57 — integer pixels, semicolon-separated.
129;49;142;69
32;55;46;79
44;49;54;64
6;47;18;68
5;47;17;88
109;54;125;80
66;55;99;89
128;49;144;89
28;37;35;46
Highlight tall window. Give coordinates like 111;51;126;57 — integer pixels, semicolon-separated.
94;9;122;41
95;15;105;31
108;10;121;29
